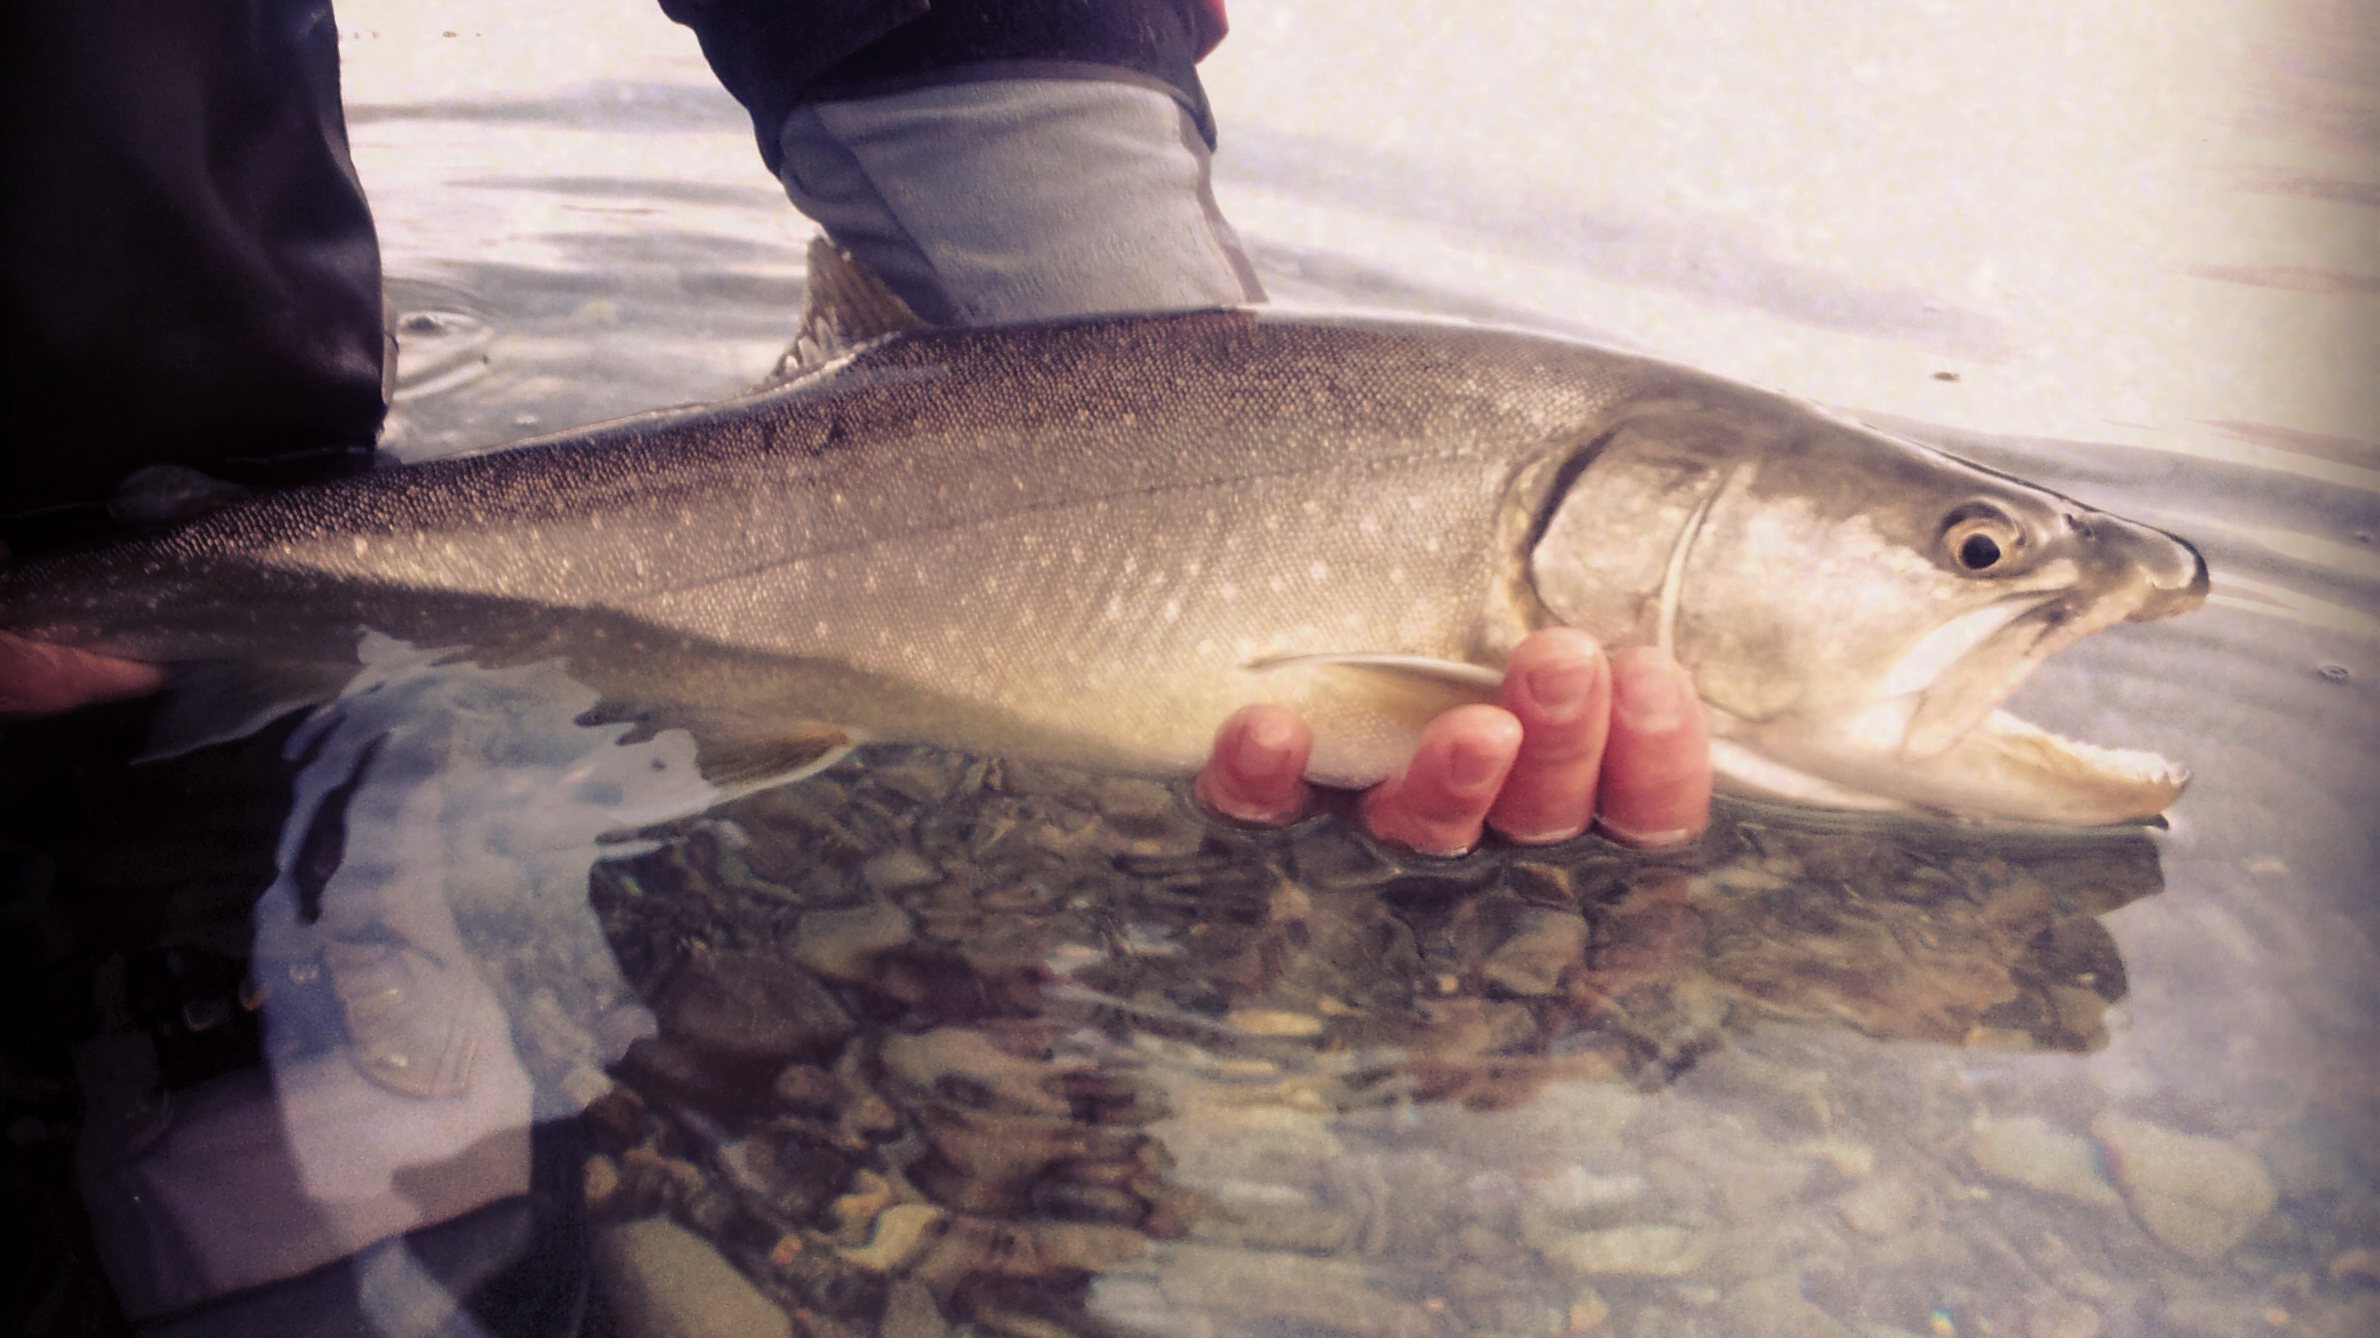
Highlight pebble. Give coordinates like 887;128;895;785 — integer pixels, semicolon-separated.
1227;1008;1325;1038
840;1203;947;1271
861;849;941;895
794;900;914;980
584;1154;622;1210
880;1278;952;1338
1966;1114;2122;1208
655;951;854;1065
2092;1113;2276;1261
879;1026;1072;1116
594;1217;792;1338
2328;1246;2380;1286
1567;1288;1612;1332
1830;1172;1926;1238
1478;906;1589;997
1540;1225;1712;1277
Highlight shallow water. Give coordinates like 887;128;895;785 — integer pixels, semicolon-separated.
4;2;2377;1336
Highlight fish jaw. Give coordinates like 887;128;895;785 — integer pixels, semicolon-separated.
1718;526;2208;826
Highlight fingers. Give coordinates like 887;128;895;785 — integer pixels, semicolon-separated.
1193;634;1714;858
0;631;166;717
1593;645;1712;848
1358;704;1523;857
1193;704;1314;827
1486;627;1612;844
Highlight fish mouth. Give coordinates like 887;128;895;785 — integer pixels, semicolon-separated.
1774;574;2201;826
1895;591;2158;762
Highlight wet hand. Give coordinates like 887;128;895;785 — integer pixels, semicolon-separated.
1194;629;1712;855
0;629;165;717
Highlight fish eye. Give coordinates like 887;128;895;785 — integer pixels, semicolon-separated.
1942;504;2023;574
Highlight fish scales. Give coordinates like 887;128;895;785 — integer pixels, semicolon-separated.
0;309;2208;823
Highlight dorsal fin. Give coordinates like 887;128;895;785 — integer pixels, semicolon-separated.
769;236;933;384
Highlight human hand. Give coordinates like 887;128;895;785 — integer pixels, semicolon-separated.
1193;629;1712;855
0;630;165;716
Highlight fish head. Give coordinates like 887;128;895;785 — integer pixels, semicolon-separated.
1526;397;2208;825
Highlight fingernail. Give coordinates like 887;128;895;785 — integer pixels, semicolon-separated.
1236;715;1295;779
1613;650;1687;732
1594;817;1699;849
1448;735;1502;790
1523;659;1593;717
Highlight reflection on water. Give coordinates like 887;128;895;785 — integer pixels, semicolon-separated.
2;609;2372;1335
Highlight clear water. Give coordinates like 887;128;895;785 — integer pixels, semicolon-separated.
4;3;2374;1336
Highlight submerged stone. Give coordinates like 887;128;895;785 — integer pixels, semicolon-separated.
1966;1114;2123;1208
655;951;853;1065
2092;1113;2276;1261
595;1217;792;1338
1540;1224;1712;1277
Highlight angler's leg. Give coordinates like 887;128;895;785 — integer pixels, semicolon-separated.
777;76;1265;325
0;0;386;553
0;0;387;711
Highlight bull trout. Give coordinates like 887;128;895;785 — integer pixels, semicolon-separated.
0;301;2207;825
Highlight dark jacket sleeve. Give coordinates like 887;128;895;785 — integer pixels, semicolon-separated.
660;0;1227;171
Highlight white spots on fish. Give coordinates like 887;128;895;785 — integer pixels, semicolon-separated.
1308;560;1331;583
1267;573;1288;595
812;619;831;639
1388;564;1409;588
1217;580;1240;603
1162;599;1182;625
1358;514;1382;537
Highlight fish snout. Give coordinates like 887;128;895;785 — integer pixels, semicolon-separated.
2075;509;2209;622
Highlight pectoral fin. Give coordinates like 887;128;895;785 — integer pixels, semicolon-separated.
1245;653;1504;692
138;660;362;763
1245;652;1503;736
601;702;862;794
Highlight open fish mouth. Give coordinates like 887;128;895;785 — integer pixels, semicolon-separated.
1818;587;2197;825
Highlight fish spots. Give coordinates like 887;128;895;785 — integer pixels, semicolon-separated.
1308;560;1331;583
1217;580;1240;603
1162;599;1182;625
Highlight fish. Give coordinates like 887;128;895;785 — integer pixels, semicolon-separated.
0;277;2207;826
